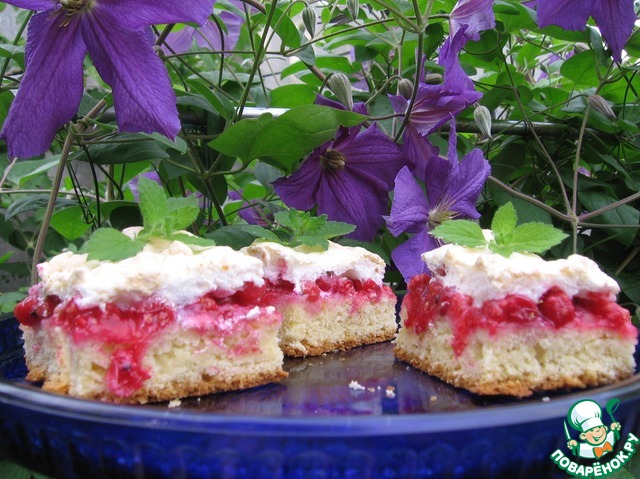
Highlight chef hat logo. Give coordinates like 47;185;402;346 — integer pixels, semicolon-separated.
568;399;605;433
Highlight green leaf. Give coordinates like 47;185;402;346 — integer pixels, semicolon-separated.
493;222;569;255
295;236;330;250
491;202;518;244
0;460;33;479
209;105;367;172
264;5;301;49
169;233;216;248
312;220;356;238
205;225;280;249
430;220;487;248
5;196;76;221
560;51;601;87
83;228;145;262
165;196;200;232
137;177;169;236
69;134;170;164
50;206;92;240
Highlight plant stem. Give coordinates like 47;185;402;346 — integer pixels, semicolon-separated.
30;100;107;284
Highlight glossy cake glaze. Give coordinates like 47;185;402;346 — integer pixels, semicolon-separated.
395;242;638;397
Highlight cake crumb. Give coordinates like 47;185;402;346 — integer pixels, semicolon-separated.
385;386;396;399
349;380;366;391
542;396;550;402
430;395;437;402
168;399;181;408
367;387;376;393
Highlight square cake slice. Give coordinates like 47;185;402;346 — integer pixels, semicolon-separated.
14;230;286;404
245;241;398;357
394;241;638;397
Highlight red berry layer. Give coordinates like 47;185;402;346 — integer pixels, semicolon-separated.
403;274;636;356
14;282;277;398
259;273;395;313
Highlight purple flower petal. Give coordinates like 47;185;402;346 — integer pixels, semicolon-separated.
391;229;437;282
273;154;322;211
450;0;496;41
425;151;489;219
591;0;636;63
316;165;388;241
385;166;429;236
343;125;406;188
99;0;214;29
393;82;481;136
197;12;243;50
536;0;595;31
0;11;86;158
400;124;439;180
82;12;180;139
438;28;478;93
162;12;244;55
3;0;52;10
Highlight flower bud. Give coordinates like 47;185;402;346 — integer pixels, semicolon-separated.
587;94;616;120
398;78;414;99
574;43;589;54
347;0;359;20
474;105;492;139
327;72;353;111
423;73;443;84
302;5;316;37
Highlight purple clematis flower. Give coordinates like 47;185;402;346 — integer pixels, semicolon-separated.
1;0;214;159
535;0;636;62
162;9;243;54
385;122;490;282
389;81;481;137
273;123;407;241
450;0;495;41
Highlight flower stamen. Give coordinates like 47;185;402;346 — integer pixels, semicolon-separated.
57;0;90;26
319;149;347;171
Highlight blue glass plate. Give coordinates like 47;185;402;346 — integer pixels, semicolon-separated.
1;314;639;479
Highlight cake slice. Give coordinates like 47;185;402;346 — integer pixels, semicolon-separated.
14;229;286;404
245;241;398;357
394;241;638;397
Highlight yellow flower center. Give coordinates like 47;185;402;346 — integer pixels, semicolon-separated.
319;149;347;171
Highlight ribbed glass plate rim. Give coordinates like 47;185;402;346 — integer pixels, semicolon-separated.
1;315;639;438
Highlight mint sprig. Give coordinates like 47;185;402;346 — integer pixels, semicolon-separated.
430;202;568;257
83;177;215;261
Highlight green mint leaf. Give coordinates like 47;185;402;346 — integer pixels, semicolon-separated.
489;242;515;257
312;219;356;239
491;202;518;245
237;225;282;242
166;196;199;232
274;209;297;229
501;222;569;254
295;235;330;250
83;228;145;261
430;220;487;248
137;177;168;237
169;233;216;248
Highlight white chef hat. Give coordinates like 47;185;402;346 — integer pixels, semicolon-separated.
568;400;604;433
